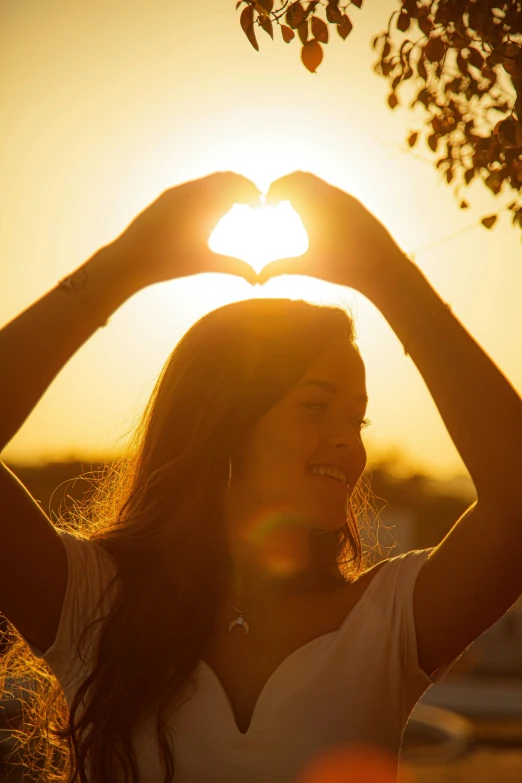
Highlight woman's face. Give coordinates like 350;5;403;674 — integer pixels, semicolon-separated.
224;338;369;568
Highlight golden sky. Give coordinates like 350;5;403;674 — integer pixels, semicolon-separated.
2;0;521;484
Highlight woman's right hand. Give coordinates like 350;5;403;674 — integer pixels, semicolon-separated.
110;172;262;288
258;171;405;292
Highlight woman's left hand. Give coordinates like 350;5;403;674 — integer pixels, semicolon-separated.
258;171;406;291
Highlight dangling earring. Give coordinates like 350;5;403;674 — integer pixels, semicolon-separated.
227;455;232;491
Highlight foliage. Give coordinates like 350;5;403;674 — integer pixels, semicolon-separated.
237;1;522;237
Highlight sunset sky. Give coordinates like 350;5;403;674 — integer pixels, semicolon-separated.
2;0;521;485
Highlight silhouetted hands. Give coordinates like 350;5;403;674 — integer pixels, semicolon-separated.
111;172;262;288
258;171;405;292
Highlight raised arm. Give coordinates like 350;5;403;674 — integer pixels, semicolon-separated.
0;171;261;454
0;244;142;454
0;172;261;653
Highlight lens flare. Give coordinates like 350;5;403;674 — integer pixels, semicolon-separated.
239;503;312;576
294;744;417;783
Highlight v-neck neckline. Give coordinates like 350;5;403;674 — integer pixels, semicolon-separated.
198;557;391;737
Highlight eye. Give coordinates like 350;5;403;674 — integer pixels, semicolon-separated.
303;402;328;412
303;403;372;430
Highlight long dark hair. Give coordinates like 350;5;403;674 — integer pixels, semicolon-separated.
1;297;380;782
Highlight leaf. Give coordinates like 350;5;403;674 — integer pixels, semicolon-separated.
254;1;270;18
408;131;419;147
257;0;274;13
491;43;506;64
503;42;522;77
351;0;363;7
337;14;353;40
424;36;445;63
326;2;344;25
418;12;434;37
388;93;398;109
468;46;484;71
298;20;309;44
281;24;295;43
236;1;244;9
240;3;254;29
418;57;428;80
302;0;320;21
428;133;438;151
397;10;410;33
301;39;323;73
240;5;259;51
481;215;497;229
260;17;273;38
456;50;468;76
485;172;502;194
286;2;305;29
311;16;328;44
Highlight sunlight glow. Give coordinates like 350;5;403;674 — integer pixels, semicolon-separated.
208;200;309;275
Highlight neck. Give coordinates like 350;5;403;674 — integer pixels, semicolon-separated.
224;551;346;613
224;554;310;612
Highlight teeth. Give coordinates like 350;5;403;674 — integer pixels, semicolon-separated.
309;465;348;484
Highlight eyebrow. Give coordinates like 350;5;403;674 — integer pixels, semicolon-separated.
297;379;368;403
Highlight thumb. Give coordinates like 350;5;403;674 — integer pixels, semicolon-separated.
206;252;260;286
265;172;321;238
265;171;316;206
211;171;263;210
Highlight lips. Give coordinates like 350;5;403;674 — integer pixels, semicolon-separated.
307;469;349;491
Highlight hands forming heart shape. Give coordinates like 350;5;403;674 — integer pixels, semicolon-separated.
112;171;405;294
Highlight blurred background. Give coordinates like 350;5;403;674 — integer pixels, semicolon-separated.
2;0;522;780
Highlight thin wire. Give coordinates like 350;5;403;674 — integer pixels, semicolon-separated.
371;136;495;260
407;220;484;260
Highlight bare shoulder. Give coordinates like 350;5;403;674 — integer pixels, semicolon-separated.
332;557;391;614
356;557;390;586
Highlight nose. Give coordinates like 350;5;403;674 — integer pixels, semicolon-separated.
328;429;361;451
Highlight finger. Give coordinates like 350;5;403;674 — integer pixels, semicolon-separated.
264;172;325;236
264;171;318;206
210;171;263;208
258;257;304;285
205;252;260;286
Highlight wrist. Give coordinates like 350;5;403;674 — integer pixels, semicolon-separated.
356;250;453;357
60;243;145;328
96;239;150;296
352;248;414;302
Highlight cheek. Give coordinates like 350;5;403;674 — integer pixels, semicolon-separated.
246;419;315;481
267;420;316;466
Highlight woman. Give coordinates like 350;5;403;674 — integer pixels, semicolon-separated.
0;171;521;783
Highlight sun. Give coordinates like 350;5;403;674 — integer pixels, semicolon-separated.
208;198;309;276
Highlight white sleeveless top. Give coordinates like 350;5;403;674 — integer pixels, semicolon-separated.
25;531;460;782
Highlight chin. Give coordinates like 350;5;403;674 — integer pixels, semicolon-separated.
307;496;351;524
303;507;350;533
311;519;348;534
